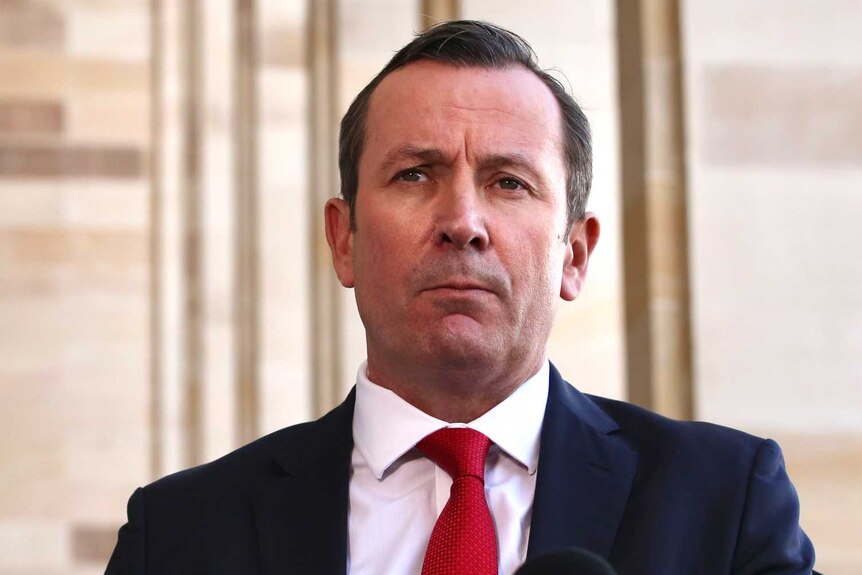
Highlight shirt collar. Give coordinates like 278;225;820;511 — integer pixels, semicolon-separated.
352;360;549;480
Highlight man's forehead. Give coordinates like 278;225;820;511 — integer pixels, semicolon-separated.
363;60;564;160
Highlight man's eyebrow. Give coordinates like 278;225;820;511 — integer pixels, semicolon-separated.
379;145;449;173
378;147;552;187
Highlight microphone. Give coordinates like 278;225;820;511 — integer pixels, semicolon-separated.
513;548;618;575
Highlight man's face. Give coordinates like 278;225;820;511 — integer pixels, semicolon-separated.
327;61;596;381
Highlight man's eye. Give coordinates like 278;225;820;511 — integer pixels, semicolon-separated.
498;177;525;191
397;169;426;183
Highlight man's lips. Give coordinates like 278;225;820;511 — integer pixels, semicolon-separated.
422;281;496;294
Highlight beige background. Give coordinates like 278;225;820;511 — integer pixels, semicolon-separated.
0;1;858;573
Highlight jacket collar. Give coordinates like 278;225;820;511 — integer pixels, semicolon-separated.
526;363;637;560
253;389;355;575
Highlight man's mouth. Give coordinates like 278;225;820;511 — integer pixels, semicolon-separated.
423;280;496;297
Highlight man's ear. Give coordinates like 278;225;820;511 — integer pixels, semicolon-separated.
324;198;355;288
560;213;600;301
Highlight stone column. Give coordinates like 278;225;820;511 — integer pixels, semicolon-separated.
616;0;694;419
307;0;344;417
421;0;460;29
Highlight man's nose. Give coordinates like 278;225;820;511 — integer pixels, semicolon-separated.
433;179;490;250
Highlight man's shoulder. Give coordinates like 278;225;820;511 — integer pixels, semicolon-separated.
581;391;771;473
106;398;355;569
144;392;355;504
550;366;764;458
144;419;315;501
573;391;816;573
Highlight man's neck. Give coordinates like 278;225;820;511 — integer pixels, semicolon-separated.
365;353;545;423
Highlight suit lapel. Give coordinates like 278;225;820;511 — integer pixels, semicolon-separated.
253;390;355;575
527;365;637;560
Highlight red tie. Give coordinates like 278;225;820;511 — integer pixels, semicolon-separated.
417;428;498;575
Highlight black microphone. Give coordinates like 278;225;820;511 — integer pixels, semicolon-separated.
513;548;618;575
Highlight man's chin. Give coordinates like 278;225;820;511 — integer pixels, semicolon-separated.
417;317;504;369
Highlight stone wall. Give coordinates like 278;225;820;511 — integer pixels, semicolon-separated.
0;1;149;573
683;1;862;571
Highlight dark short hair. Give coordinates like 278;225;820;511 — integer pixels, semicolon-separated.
338;19;593;232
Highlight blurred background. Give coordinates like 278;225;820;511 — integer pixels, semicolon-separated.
0;0;859;573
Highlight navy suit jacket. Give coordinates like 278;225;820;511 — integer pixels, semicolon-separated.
106;364;817;574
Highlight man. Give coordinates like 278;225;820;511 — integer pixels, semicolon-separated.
107;21;817;574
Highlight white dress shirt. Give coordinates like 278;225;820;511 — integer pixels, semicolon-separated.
348;360;550;575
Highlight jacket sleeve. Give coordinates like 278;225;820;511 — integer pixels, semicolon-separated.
731;439;818;575
105;487;146;575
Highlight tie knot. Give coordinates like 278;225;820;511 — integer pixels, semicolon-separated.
417;428;491;480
